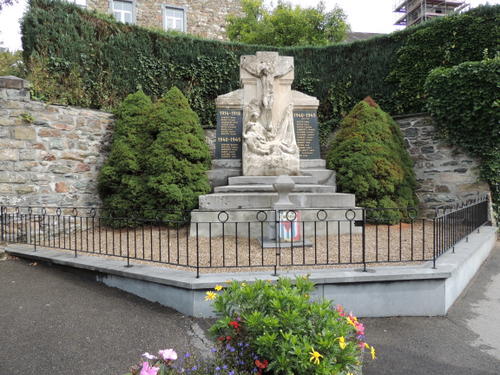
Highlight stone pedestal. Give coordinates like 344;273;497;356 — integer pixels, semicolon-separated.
192;52;359;240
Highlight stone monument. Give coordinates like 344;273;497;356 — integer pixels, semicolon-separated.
192;52;359;238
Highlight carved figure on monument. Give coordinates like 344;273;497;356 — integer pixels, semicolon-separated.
240;52;300;176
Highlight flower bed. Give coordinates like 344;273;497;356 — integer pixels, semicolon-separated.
125;276;375;374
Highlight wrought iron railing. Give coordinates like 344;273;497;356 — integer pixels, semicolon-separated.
0;196;490;277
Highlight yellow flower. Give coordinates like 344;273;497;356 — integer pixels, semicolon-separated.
309;348;323;365
346;315;357;327
214;285;223;291
241;282;247;287
204;291;217;301
370;346;376;360
338;336;347;350
347;373;354;375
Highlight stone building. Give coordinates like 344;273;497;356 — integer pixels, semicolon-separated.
68;0;243;40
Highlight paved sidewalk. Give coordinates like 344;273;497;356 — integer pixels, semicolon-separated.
0;242;499;375
0;257;213;375
362;241;500;375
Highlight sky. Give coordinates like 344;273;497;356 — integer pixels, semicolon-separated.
0;0;498;51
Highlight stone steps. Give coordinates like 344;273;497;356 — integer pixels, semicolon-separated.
228;175;318;185
214;184;335;193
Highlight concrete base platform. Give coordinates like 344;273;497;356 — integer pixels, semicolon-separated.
4;226;497;318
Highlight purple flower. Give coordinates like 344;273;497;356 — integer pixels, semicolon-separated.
223;365;228;369
229;371;235;375
215;366;221;371
184;352;191;358
191;366;198;370
211;348;217;352
158;349;178;361
140;362;160;375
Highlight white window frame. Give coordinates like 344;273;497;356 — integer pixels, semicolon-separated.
109;0;136;24
162;4;187;33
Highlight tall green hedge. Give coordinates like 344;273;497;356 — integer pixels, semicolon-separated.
22;0;499;133
425;58;500;215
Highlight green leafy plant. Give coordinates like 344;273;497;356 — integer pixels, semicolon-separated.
388;7;499;113
209;277;374;375
226;0;349;47
425;58;500;215
19;112;34;123
0;49;26;77
97;88;211;223
327;97;418;223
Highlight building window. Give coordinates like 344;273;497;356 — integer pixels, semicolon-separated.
163;5;186;32
112;0;134;24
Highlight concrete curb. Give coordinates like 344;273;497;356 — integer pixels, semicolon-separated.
4;226;497;317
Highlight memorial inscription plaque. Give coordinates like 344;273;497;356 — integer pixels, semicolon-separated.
215;108;243;160
293;110;321;159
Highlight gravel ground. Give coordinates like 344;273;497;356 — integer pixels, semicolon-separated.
21;220;442;273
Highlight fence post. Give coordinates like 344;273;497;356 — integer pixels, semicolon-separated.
196;222;200;279
0;207;4;243
33;211;37;252
362;208;367;272
432;217;436;269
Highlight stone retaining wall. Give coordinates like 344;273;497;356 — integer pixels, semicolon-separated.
395;114;490;217
0;76;114;207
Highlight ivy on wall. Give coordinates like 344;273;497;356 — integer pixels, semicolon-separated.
22;0;499;134
425;58;500;214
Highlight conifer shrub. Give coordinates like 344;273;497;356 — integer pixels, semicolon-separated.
327;97;417;223
98;88;211;224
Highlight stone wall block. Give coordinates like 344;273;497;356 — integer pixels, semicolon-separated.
0;149;18;161
38;128;62;137
19;150;37;161
14;126;36;140
48;139;66;150
0;173;27;184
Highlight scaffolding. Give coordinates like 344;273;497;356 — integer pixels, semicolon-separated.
394;0;469;27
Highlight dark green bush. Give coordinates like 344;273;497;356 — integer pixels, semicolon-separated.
22;0;499;132
98;88;211;223
208;277;371;374
327;98;417;223
388;6;499;113
425;58;500;215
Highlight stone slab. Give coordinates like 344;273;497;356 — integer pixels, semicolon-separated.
198;192;356;210
228;175;318;185
0;76;27;89
301;169;336;187
214;184;335;193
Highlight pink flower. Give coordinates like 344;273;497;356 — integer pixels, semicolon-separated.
142;352;157;360
336;305;345;317
158;348;178;361
140;362;159;375
355;322;365;335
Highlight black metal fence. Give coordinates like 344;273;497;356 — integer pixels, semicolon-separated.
0;197;490;277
